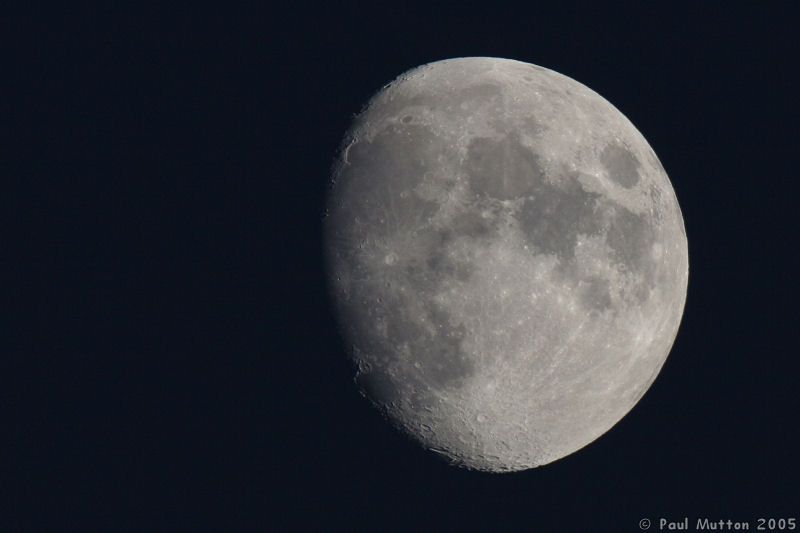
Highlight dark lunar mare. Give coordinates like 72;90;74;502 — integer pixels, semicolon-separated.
325;122;478;411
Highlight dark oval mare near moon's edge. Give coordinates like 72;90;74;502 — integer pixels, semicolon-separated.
323;57;688;472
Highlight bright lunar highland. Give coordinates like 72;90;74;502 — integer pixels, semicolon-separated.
324;57;688;472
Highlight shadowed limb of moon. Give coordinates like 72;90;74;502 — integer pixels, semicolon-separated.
324;57;688;472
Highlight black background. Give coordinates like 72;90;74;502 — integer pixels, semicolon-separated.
4;4;798;531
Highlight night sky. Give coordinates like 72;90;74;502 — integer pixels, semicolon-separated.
5;4;798;531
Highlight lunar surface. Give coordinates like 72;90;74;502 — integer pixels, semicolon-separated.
324;57;688;472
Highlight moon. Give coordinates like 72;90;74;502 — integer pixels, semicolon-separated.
323;57;688;472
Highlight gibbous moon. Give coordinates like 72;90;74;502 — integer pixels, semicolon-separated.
324;57;688;472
